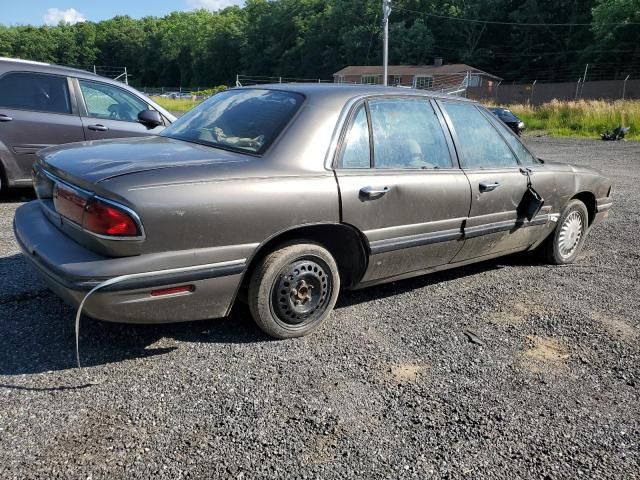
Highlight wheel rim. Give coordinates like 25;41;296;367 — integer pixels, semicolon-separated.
271;257;332;328
558;211;584;259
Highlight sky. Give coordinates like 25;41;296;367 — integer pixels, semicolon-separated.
0;0;245;26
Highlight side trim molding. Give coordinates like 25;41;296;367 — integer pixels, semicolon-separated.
368;215;549;255
464;215;548;239
369;228;463;254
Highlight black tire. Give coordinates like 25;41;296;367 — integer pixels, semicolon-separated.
248;242;340;339
0;163;5;196
541;199;589;265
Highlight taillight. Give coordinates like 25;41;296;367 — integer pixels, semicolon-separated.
53;183;89;224
49;176;142;238
83;198;140;237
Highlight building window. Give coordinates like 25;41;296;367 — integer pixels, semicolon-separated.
392;75;402;86
361;75;382;85
335;75;345;84
464;74;481;87
414;76;433;89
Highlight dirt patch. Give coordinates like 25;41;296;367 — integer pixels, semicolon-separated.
491;299;544;326
520;335;570;373
591;311;638;341
387;363;428;383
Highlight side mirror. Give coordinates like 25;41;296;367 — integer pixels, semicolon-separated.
138;109;163;129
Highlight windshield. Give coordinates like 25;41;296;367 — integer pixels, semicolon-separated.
161;89;304;154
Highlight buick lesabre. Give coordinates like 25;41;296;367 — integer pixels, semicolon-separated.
14;85;613;338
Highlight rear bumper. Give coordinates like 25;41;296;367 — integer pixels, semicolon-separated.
14;201;245;324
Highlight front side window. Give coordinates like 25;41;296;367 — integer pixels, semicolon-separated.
162;89;303;155
79;80;148;123
369;98;452;169
443;102;518;169
339;105;370;169
486;110;538;166
0;72;71;114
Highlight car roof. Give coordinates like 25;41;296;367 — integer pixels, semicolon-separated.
0;56;103;80
237;83;478;105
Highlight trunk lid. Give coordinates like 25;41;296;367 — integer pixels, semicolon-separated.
37;135;251;188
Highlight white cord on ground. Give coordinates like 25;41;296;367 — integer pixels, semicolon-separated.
74;259;245;368
75;274;134;369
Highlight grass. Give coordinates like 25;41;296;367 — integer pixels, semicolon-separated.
498;100;640;141
153;97;203;113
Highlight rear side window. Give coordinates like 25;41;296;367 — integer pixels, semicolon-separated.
162;89;303;155
443;102;518;169
339;105;370;169
79;80;148;123
0;72;71;114
369;98;452;169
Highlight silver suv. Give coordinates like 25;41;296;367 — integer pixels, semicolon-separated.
0;57;176;192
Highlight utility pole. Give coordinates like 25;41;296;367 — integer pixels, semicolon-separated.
382;0;392;86
579;63;589;99
622;74;630;100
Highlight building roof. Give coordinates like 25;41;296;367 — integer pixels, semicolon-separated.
333;64;502;80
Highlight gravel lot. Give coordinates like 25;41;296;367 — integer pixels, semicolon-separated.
0;137;638;479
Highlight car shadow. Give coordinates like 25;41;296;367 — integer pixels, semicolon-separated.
0;251;545;376
0;188;35;203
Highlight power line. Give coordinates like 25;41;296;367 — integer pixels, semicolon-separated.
393;6;640;27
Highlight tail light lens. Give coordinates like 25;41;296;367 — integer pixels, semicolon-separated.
53;183;89;225
83;198;141;237
50;178;141;238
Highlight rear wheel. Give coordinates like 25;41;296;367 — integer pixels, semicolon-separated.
541;199;589;265
248;242;340;339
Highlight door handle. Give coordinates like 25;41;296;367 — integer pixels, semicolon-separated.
0;114;13;122
479;181;500;192
519;167;533;175
360;186;391;199
88;124;109;132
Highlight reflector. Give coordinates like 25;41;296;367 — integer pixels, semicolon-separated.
150;285;194;297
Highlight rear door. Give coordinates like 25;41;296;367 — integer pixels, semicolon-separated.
75;78;164;140
438;101;545;262
0;71;85;185
335;96;471;284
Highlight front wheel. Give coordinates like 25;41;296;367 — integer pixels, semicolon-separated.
541;199;589;265
248;242;340;339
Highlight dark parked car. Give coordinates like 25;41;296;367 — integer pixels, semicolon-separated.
14;85;612;339
0;57;176;192
490;107;525;136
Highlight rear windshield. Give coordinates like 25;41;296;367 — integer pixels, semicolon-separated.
491;108;519;122
161;89;303;154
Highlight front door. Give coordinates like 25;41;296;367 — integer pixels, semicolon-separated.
76;79;164;140
335;97;471;283
438;101;549;262
0;72;84;184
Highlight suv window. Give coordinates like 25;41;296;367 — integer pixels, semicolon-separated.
339;105;370;169
0;72;71;114
443;102;518;169
369;98;452;169
486;112;539;165
79;80;148;123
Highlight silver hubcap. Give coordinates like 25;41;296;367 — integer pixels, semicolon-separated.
558;211;583;259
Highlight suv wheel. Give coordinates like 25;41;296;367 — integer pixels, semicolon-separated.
248;242;340;339
541;199;589;265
